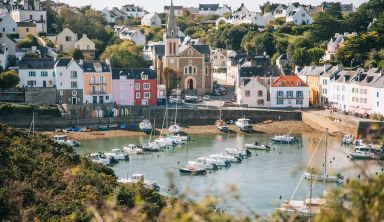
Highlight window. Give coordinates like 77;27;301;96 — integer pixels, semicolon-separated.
205;66;209;75
135;83;140;90
278;81;282;86
65;36;71;42
27;80;36;87
53;71;55;77
342;86;346;92
277;99;284;105
41;71;48;77
142;75;148;80
71;81;78;89
143;83;150;90
100;76;105;84
245;90;250;97
378;101;380;107
287;91;293;98
72;90;77;96
337;86;340;91
296;91;303;98
59;90;63;96
92;85;97;93
26;28;29;32
296;99;303;105
91;76;96;84
28;71;36;77
136;92;140;99
257;99;264;105
277;91;283;98
100;85;105;93
144;92;150;99
70;71;77;79
377;92;380;97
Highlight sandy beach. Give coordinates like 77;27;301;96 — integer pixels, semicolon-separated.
41;121;321;141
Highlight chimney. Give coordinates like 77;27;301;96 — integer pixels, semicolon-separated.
105;58;111;66
337;64;343;71
83;34;87;38
79;59;83;65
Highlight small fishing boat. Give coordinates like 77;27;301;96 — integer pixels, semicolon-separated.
89;152;117;165
139;119;152;134
170;134;190;141
105;149;129;161
245;141;271;150
155;136;175;147
216;119;229;132
340;135;353;145
271;134;297;144
196;157;229;167
187;160;217;170
53;135;80;147
123;144;144;154
350;146;384;160
235;118;253;132
179;167;207;175
209;154;241;163
118;174;160;191
225;148;249;159
142;142;162;152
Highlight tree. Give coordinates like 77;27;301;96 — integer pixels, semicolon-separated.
0;70;20;88
18;35;39;48
308;47;325;64
316;174;384;222
161;67;181;96
71;49;84;60
100;40;150;68
241;31;276;56
291;48;311;66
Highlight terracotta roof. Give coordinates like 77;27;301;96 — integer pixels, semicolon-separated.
272;75;307;87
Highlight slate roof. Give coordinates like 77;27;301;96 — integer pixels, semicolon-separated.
17;21;36;27
332;70;356;83
199;4;219;11
321;65;341;78
350;71;382;86
55;58;72;67
18;58;55;69
239;66;283;78
154;45;165;59
191;45;211;55
371;74;384;88
164;5;183;10
83;61;110;73
272;75;307;87
299;66;330;76
112;68;157;80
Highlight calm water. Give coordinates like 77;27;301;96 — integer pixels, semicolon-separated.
76;132;382;216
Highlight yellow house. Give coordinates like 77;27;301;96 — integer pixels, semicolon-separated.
17;21;37;39
82;60;112;104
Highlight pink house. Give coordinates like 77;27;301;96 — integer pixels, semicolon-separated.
112;69;135;105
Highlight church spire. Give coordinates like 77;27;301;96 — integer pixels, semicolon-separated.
166;0;178;38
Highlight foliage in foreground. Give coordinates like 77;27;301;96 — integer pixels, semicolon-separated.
0;125;253;221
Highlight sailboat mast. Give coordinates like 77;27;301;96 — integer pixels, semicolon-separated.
324;128;328;191
175;100;178;125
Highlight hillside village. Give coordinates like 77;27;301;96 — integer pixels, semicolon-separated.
0;0;383;119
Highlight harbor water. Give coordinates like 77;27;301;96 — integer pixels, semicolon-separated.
76;132;382;216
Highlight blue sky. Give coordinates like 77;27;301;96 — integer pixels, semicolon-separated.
56;0;367;13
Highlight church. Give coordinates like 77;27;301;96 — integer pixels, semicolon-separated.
152;1;212;96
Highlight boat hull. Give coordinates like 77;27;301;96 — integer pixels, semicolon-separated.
179;168;207;175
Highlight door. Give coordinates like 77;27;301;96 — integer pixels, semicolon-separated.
93;96;97;103
188;79;193;90
72;97;77;105
99;96;104;104
43;81;46;87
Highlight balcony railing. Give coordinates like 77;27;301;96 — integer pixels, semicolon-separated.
276;95;304;99
90;90;106;95
90;81;107;85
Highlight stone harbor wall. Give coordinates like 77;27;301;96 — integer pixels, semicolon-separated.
25;88;57;105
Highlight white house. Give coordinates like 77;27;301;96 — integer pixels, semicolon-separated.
55;28;78;53
55;58;84;105
329;70;356;111
215;4;232;16
234;3;249;14
0;44;8;69
75;34;95;60
211;49;228;69
0;12;17;34
263;12;275;25
117;28;146;45
10;0;47;33
371;73;384;115
237;77;269;107
323;32;357;61
286;7;313;25
120;4;146;18
102;7;127;24
18;58;56;88
319;65;342;106
141;13;161;27
270;75;309;108
199;4;219;15
348;69;381;115
273;4;297;19
0;34;17;56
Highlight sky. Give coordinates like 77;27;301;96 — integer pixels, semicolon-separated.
56;0;368;13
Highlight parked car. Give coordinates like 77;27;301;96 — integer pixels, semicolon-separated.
184;95;199;103
65;126;81;132
203;95;211;101
223;101;236;107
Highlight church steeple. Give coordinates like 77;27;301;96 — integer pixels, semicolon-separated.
166;0;178;38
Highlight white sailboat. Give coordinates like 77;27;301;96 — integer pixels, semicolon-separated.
304;129;343;183
277;129;330;218
216;99;229;132
169;100;181;134
139;119;152;134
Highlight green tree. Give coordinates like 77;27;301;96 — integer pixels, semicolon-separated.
0;70;19;88
161;67;181;96
308;47;325;64
100;40;150;68
18;35;39;48
291;48;311;66
71;48;84;60
241;32;276;56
